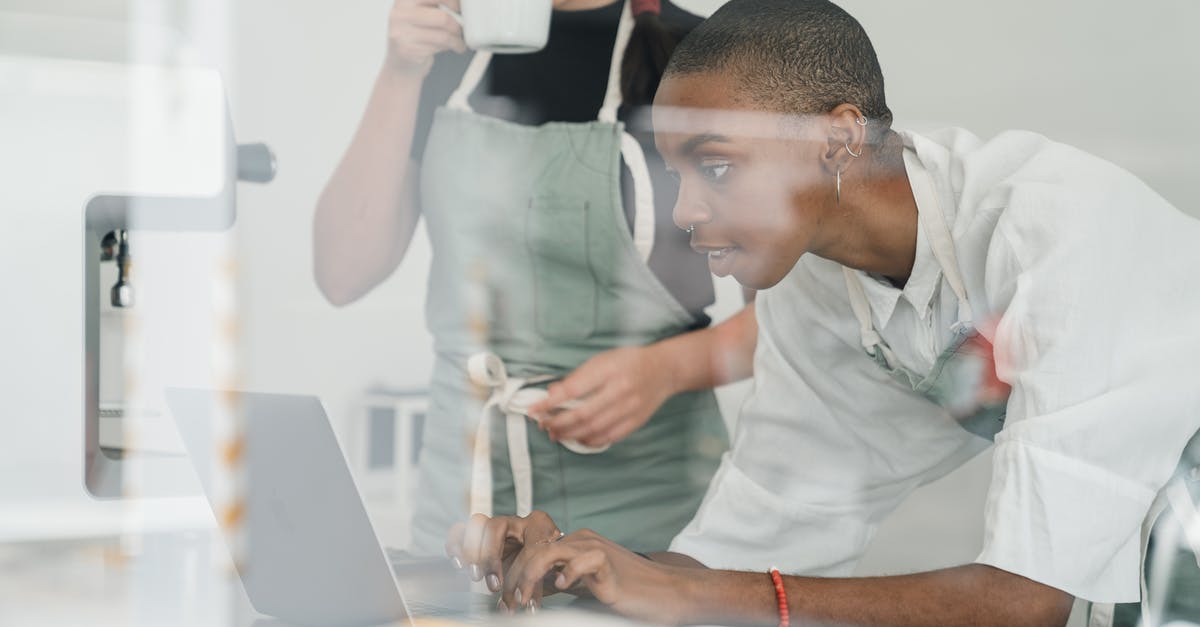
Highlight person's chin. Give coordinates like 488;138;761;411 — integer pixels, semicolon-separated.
731;256;791;290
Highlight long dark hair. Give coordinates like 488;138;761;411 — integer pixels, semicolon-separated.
620;0;689;108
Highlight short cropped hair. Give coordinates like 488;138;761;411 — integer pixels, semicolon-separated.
665;0;892;130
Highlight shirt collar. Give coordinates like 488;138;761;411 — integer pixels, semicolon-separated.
898;148;943;320
848;148;943;328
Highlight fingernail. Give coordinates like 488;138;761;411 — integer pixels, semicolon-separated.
527;599;539;614
514;588;523;605
487;573;501;591
470;564;481;580
555;573;566;589
497;599;508;613
451;557;463;570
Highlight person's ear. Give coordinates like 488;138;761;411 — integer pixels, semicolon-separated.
821;103;868;176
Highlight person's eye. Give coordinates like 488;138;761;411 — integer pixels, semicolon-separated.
698;158;731;182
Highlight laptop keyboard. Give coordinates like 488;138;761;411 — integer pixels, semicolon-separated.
404;598;493;624
386;549;495;623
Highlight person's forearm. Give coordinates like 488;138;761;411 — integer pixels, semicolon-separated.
657;303;757;393
647;551;707;569
677;564;1073;627
314;66;425;305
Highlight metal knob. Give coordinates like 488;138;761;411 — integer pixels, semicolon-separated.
110;229;134;308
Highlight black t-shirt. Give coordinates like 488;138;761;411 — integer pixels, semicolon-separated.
411;1;713;325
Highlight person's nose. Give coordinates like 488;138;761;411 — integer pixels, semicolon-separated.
671;182;712;233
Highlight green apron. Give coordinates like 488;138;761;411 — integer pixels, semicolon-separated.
409;1;727;556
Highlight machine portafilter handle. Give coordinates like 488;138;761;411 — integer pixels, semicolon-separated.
99;144;275;309
111;229;133;308
237;143;276;183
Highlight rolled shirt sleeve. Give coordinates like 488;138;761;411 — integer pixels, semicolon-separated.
974;175;1200;602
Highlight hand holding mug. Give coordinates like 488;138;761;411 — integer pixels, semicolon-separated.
385;0;466;77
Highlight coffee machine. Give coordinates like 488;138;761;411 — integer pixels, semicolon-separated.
0;13;273;539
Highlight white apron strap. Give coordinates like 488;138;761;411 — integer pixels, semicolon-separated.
467;352;611;519
448;1;634;124
447;50;493;112
596;0;635;125
504;409;534;517
1165;476;1200;567
910;163;974;330
1123;472;1200;627
466;353;543;517
842;267;891;361
842;161;974;357
1146;475;1200;625
621;132;656;261
467;352;513;517
1087;602;1116;627
445;2;654;261
446;4;636;124
598;1;655;262
1139;489;1174;627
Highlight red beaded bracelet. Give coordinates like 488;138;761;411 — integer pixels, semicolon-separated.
769;567;789;627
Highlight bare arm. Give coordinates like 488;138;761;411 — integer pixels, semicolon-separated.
657;301;757;392
646;550;706;569
498;529;1074;626
674;562;1073;627
313;69;424;305
532;303;758;446
313;0;463;305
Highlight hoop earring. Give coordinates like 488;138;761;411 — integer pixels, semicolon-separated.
836;168;841;207
855;116;868;126
845;141;862;158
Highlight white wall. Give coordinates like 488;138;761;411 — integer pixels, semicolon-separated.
226;0;434;436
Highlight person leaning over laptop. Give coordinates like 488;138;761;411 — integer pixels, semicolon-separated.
444;0;1200;625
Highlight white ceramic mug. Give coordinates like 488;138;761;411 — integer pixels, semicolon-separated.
457;0;553;54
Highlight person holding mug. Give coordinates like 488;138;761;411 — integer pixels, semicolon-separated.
313;0;757;564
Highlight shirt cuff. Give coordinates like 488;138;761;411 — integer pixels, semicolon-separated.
975;438;1156;602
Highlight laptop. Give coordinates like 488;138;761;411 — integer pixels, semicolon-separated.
164;389;488;626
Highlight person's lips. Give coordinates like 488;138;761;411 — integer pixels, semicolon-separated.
692;242;740;277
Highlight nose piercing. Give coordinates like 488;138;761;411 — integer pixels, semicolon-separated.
684;224;695;234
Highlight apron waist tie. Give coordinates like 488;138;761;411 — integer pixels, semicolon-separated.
466;352;610;519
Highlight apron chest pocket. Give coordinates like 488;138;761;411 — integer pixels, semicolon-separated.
526;193;598;340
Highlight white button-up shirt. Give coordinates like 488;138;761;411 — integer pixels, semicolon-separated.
670;127;1200;603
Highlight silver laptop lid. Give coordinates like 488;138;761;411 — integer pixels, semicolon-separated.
165;389;412;626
